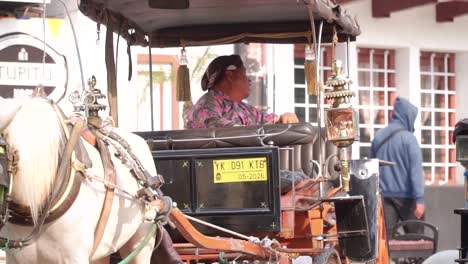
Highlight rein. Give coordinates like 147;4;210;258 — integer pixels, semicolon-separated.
0;102;86;250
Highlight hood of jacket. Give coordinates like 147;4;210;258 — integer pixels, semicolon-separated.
391;97;418;133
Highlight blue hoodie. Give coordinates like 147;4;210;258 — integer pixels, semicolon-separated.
370;97;424;204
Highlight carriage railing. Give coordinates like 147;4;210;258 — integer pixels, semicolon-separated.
146;125;293;147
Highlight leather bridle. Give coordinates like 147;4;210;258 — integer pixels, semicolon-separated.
0;100;86;249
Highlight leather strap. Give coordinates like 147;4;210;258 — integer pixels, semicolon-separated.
90;135;116;257
105;13;119;126
4;112;86;248
374;128;406;155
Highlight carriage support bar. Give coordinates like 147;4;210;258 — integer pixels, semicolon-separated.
169;208;275;259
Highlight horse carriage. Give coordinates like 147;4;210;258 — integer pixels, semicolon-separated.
0;0;391;263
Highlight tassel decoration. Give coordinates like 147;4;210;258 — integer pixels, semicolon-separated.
176;48;191;102
304;45;318;95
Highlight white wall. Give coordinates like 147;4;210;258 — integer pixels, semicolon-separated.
271;44;295;115
345;0;468;51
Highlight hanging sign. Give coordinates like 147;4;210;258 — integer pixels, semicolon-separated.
0;32;67;100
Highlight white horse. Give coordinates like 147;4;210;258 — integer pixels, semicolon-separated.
0;96;157;263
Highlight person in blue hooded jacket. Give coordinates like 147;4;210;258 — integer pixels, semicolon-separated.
370;97;425;238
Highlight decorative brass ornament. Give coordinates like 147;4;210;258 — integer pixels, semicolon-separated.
324;60;359;147
324;60;359;192
86;76;107;117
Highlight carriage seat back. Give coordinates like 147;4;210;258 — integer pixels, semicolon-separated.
137;123;335;177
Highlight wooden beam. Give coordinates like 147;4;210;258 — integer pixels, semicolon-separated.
372;0;436;17
436;1;468;22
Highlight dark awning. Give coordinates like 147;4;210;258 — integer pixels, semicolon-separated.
78;0;361;48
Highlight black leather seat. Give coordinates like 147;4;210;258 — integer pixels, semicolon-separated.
137;123;337;178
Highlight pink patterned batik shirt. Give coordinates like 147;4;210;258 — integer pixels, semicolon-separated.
186;89;277;129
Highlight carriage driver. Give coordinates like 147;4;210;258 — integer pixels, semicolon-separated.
186;55;299;128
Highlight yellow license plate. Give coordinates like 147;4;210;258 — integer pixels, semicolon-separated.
213;157;268;183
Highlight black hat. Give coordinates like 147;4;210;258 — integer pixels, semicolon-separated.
201;55;244;91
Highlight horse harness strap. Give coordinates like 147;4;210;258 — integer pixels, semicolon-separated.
86;120;167;257
0;108;88;249
9;107;90;227
86;116;165;199
91;134;165;201
89;131;116;257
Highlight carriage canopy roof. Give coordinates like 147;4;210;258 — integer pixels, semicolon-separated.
78;0;361;48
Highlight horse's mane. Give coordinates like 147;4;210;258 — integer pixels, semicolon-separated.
4;98;65;223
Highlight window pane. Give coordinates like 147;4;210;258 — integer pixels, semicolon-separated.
388;53;395;70
308;108;317;123
449;112;456;127
358;48;370;68
295;87;305;103
294;68;305;84
358;71;370;86
448;94;455;108
373;54;385;69
435;167;445;180
422;148;432;163
309;94;317;104
388;73;396;87
435;130;446;145
373;91;385;106
421;93;432;108
421;111;432;126
360;128;371;142
359;109;370;124
434;94;445;109
423;167;432;182
373;72;385;87
434;75;444;90
448;55;455;73
295;107;305;122
387;109;394;120
421;130;432;145
294;57;305;65
450;149;456;162
449;167;456;183
435;148;446;163
420;61;430;72
374;110;386;125
434;112;446;127
359;90;371;105
434;56;445;73
448;76;455;91
421;75;431;90
388;91;396;104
